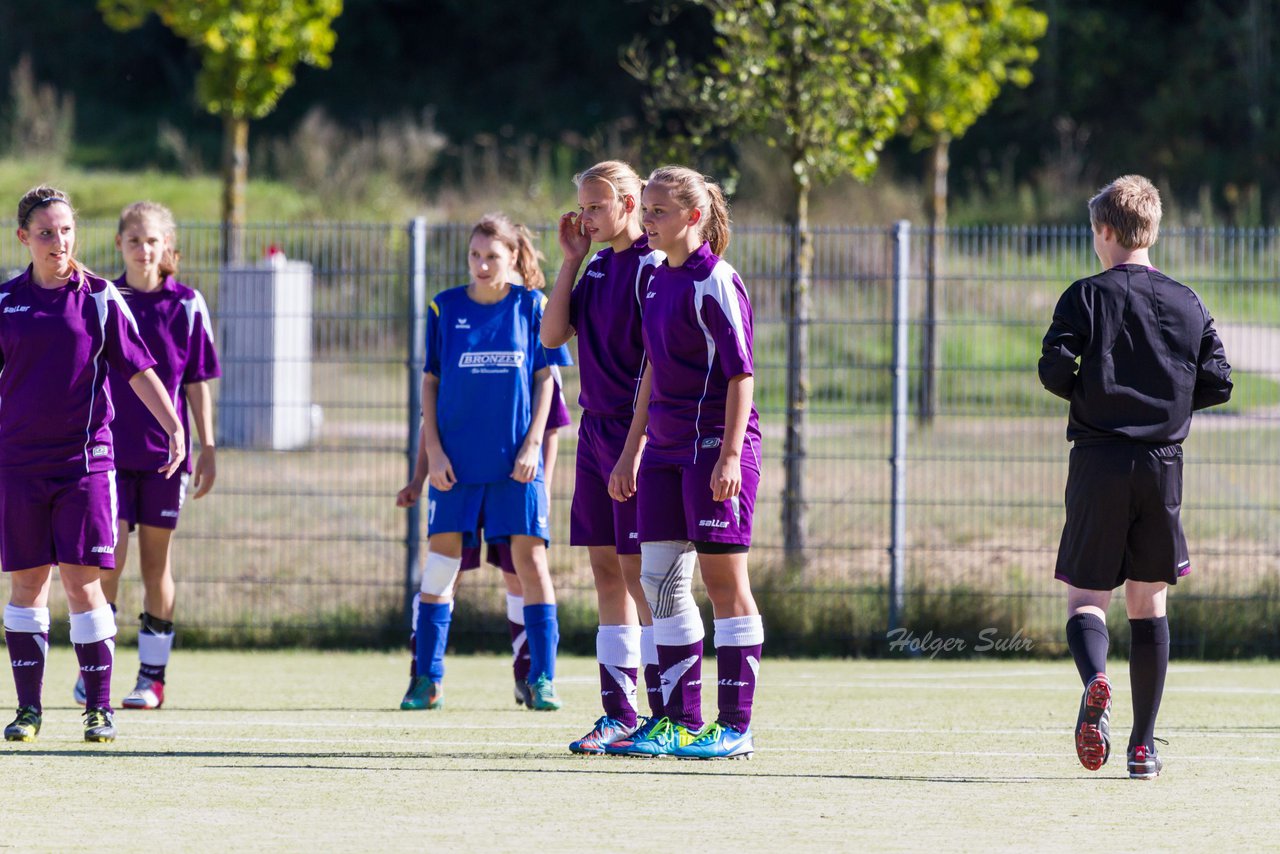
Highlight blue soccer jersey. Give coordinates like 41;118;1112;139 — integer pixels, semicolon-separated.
426;285;550;484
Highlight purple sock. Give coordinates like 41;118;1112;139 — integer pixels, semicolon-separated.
408;630;417;679
70;608;116;712
714;615;765;732
74;639;115;712
5;630;48;712
600;663;639;726
644;663;663;716
656;640;704;730
506;594;529;684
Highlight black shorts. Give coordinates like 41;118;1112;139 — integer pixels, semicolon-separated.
1054;442;1190;590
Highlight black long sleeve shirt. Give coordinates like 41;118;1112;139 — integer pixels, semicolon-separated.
1039;263;1233;445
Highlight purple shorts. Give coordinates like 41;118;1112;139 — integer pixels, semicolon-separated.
636;453;757;547
460;540;517;575
117;468;189;531
547;375;572;431
571;413;640;554
0;469;119;571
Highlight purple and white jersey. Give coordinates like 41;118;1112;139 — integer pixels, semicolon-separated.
0;267;156;476
108;276;221;473
569;235;664;419
641;242;761;469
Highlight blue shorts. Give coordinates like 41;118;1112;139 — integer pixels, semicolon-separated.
428;478;550;544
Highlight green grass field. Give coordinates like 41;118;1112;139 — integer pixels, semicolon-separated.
4;651;1279;851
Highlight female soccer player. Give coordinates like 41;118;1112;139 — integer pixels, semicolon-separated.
541;160;665;753
396;213;562;711
72;201;219;710
2;186;185;744
606;166;763;759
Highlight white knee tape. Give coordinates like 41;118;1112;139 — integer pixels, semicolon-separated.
419;552;463;597
640;540;697;620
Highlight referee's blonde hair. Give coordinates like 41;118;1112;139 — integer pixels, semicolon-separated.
1089;175;1162;250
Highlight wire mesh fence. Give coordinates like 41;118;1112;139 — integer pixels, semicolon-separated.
2;221;1276;654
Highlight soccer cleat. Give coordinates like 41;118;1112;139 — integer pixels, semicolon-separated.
1074;672;1112;771
527;675;562;711
122;675;165;710
1128;740;1166;780
4;706;42;742
83;708;117;743
400;676;444;710
514;679;532;708
603;716;663;756
569;716;637;755
73;675;86;707
610;716;699;757
671;722;755;760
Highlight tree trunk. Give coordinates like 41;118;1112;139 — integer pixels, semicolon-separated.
920;133;950;423
783;165;812;570
221;113;249;265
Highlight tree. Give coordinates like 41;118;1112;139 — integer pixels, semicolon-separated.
900;0;1046;420
99;0;342;261
627;0;923;568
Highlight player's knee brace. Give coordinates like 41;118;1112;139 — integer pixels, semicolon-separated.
419;552;463;597
639;540;697;620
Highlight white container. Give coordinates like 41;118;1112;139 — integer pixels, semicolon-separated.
216;260;315;450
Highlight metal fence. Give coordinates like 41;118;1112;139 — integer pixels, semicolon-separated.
2;220;1277;653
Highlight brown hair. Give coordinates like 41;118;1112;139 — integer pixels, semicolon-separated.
646;166;731;255
16;185;90;282
574;160;643;225
118;201;181;278
1088;175;1162;249
471;213;546;289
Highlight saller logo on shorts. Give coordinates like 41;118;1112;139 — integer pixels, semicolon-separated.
459;351;524;368
698;519;730;529
91;545;113;554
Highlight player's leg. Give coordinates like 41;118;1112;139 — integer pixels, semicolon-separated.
509;533;559;710
1124;443;1185;779
89;475;138;706
52;470;120;741
4;565;53;742
1066;585;1113;771
1125;580;1168;779
124;524;177;709
499;565;531;706
569;545;641;753
407;529;482;690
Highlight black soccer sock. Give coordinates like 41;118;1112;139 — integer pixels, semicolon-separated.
1065;613;1110;686
1128;616;1170;750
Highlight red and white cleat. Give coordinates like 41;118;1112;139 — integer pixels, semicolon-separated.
122;675;165;710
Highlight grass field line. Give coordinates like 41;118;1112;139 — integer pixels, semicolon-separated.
21;732;1280;764
98;718;1280;739
784;681;1280;694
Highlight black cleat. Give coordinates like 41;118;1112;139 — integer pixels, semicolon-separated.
83;707;117;743
4;706;41;742
1074;673;1111;771
1128;740;1165;780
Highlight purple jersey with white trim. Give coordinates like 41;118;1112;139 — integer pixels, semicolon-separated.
640;243;761;468
0;267;156;476
108;276;221;472
568;236;663;419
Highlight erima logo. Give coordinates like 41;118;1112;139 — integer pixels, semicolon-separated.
459;351;524;368
91;545;113;554
455;318;470;328
700;437;721;449
537;516;547;527
91;445;109;458
3;305;30;313
587;270;606;278
698;519;730;529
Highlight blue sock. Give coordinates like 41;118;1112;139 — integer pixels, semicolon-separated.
523;603;559;682
415;601;452;681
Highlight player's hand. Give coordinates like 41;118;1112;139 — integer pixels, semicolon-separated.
159;428;186;479
511;440;540;484
396;478;424;508
710;452;742;503
191;446;217;498
558;211;591;261
427;451;457;492
608;449;641;502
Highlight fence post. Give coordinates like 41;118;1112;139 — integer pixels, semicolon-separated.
404;217;428;628
889;220;910;632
